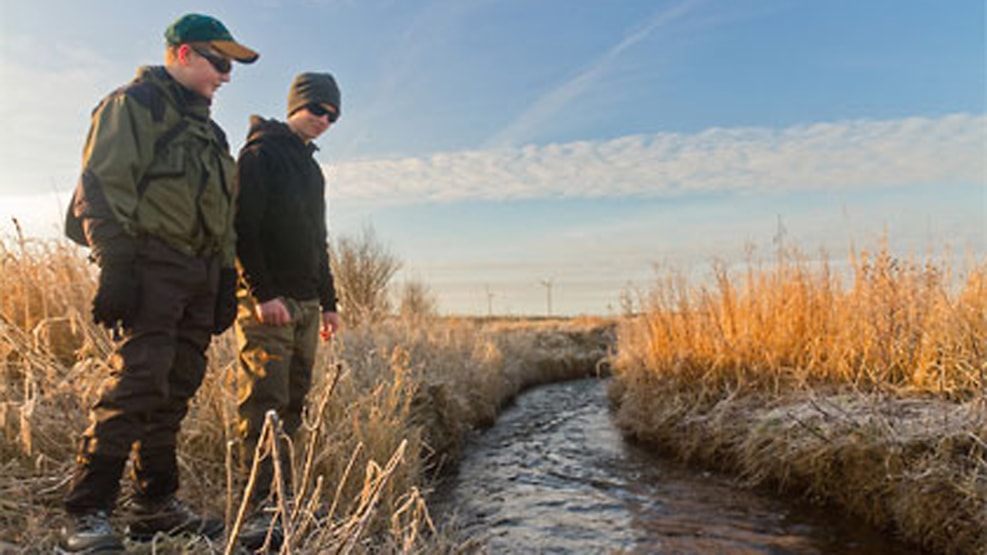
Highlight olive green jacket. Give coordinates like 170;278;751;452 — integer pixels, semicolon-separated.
68;66;236;267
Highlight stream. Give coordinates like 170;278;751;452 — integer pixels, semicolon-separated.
431;378;922;554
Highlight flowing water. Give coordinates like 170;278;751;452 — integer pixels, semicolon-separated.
431;378;922;554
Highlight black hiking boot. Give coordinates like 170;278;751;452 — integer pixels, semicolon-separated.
122;495;223;541
57;510;124;554
236;504;284;553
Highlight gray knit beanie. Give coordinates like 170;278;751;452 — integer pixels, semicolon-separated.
287;72;341;116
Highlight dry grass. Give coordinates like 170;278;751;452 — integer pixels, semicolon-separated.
611;243;987;555
0;232;612;554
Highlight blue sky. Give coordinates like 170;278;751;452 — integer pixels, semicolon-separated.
1;0;984;315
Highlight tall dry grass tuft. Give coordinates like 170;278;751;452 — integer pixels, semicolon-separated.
612;243;987;555
0;228;113;462
618;246;985;398
1;233;613;553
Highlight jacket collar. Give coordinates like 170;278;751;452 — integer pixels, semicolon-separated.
137;65;211;120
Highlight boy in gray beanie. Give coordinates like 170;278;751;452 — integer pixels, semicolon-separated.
232;72;341;551
287;72;341;118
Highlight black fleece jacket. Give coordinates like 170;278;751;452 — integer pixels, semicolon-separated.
234;116;337;311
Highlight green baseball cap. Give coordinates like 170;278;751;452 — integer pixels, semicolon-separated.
165;13;259;63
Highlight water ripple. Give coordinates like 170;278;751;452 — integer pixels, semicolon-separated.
432;378;920;555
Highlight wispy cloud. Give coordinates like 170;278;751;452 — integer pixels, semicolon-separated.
330;113;986;204
483;0;702;148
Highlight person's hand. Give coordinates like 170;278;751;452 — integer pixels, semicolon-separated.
212;268;238;334
92;258;140;330
320;311;340;341
255;297;292;325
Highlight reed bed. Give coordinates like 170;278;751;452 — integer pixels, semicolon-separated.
0;232;612;554
611;244;986;555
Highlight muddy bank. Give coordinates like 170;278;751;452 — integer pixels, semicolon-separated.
608;377;987;555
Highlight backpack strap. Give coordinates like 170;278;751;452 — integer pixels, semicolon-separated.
135;118;190;199
125;80;167;123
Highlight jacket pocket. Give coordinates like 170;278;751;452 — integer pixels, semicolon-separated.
135;141;196;240
141;144;186;185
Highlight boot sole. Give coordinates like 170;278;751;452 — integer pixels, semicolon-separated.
54;545;124;555
126;521;225;542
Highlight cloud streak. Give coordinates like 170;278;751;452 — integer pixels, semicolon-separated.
334;0;494;160
484;0;702;148
330;113;986;204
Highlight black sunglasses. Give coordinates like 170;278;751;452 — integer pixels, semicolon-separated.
306;103;339;123
190;45;232;74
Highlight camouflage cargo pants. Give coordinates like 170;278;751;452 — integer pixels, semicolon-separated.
234;295;321;504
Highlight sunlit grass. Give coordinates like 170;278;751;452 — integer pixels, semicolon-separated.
617;243;985;396
612;241;986;555
0;231;611;553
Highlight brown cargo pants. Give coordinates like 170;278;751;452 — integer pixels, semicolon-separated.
234;294;321;505
65;237;219;513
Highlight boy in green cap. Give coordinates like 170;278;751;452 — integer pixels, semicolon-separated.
59;13;257;554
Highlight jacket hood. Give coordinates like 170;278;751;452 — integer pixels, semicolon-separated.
243;115;315;153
